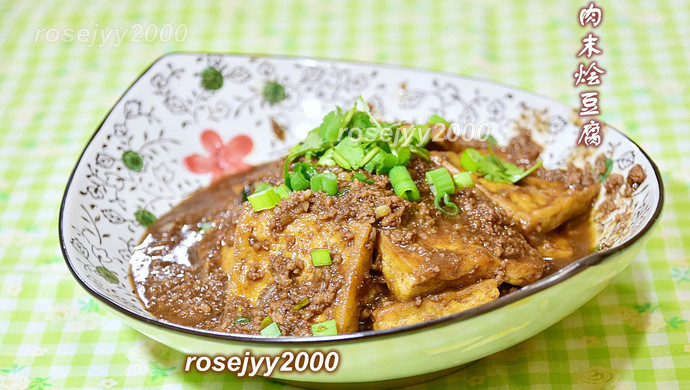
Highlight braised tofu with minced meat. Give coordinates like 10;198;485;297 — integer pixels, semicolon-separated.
129;109;623;336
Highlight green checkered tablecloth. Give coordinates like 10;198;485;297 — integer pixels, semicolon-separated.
1;0;688;388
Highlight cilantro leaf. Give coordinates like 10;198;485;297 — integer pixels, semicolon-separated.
333;137;365;170
460;147;542;184
289;130;326;155
318;110;344;144
427;114;450;126
349;111;373;131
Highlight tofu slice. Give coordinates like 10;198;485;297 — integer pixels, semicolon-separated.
372;278;500;330
378;230;502;301
226;203;374;334
477;176;599;236
219;246;236;274
502;257;545;286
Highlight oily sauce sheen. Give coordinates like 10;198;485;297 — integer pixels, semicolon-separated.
129;134;644;336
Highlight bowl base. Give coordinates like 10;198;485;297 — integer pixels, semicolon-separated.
272;362;473;389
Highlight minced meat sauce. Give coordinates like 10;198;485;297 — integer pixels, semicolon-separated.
129;134;643;336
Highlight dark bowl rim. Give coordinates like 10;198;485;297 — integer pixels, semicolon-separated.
58;51;665;346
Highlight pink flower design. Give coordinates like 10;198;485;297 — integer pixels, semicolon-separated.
183;129;253;182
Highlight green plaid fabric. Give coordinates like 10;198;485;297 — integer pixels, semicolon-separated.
1;0;688;388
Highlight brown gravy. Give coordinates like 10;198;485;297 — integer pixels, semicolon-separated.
130;154;597;334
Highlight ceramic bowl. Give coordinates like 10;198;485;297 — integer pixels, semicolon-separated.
59;53;663;387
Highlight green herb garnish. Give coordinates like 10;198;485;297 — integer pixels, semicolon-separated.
426;168;459;215
260;322;282;337
599;157;613;182
460;147;542;183
426;168;455;198
283;96;431;190
352;172;374;184
293;297;310;311
311;249;332;266
260;316;273;329
248;187;281;211
254;182;272;193
274;184;292;199
389;166;420;202
427;114;450;126
453;172;474;189
311;319;338;336
310;172;338;196
199;222;214;233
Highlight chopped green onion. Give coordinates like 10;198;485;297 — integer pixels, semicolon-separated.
293;297;310;311
427;114;450;126
254;182;272;193
288;162;318;191
234;316;250;325
352;172;367;182
248;188;281;211
311;249;332;266
426;168;455;198
310;172;338;196
260;322;282;337
260;316;273;329
294;162;317;179
274;184;292;199
198;222;214;232
453;172;474;189
460;148;484;172
289;171;310;191
599;157;613;182
311;319;338;336
486;135;498;146
389;166;420;202
352;172;373;184
435;193;459;216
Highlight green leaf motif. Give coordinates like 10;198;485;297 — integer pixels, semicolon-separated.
78;298;100;313
122;150;144;172
0;363;25;374
28;376;51;390
96;266;119;284
135;209;157;227
671;268;690;284
632;302;659;313
200;67;223;90
263;81;285;105
666;316;687;329
149;362;175;381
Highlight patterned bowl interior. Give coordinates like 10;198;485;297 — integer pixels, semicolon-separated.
60;53;662;326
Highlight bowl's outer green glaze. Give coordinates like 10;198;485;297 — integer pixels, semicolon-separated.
105;231;654;384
